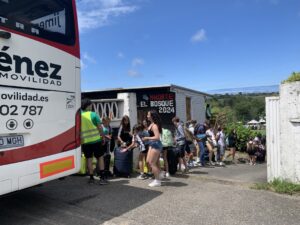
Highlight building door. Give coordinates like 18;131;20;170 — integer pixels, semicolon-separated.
186;97;191;121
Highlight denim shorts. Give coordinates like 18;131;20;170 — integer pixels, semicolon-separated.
148;140;163;152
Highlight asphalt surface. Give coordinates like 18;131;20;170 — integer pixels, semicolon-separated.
0;163;299;225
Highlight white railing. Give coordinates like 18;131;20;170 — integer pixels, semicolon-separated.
91;99;124;121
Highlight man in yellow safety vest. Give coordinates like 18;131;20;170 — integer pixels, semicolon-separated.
81;98;108;184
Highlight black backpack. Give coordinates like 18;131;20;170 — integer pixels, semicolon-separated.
194;123;205;135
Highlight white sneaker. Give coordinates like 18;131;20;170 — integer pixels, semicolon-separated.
219;162;224;166
148;179;161;187
165;172;170;178
159;171;165;180
209;161;215;166
137;174;147;180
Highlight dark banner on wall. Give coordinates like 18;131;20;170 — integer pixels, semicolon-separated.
137;92;176;126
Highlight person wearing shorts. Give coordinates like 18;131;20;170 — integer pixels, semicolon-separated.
224;129;238;163
216;126;226;166
141;119;151;177
81;98;107;185
123;124;148;180
143;110;163;187
172;117;189;173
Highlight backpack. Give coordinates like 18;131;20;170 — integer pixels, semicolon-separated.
194;123;205;135
161;128;174;147
194;123;206;141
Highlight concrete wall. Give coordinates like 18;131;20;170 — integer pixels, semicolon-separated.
92;92;137;129
117;92;137;127
172;87;206;123
279;82;300;183
267;81;300;183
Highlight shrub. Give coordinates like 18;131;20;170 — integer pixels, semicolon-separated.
225;123;257;151
282;72;300;84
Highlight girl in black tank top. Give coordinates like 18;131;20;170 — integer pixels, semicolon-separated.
118;115;132;146
148;128;155;137
142;111;163;187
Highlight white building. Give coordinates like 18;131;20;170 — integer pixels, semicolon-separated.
82;84;211;130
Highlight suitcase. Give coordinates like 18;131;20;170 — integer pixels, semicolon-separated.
113;147;133;177
167;147;179;175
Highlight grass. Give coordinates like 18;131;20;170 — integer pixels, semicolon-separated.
252;179;300;195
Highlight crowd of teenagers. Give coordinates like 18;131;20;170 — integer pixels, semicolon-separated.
81;98;266;188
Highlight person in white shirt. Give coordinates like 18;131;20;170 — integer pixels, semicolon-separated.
216;126;226;166
205;125;217;166
188;120;200;163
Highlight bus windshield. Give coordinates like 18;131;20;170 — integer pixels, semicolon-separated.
0;0;75;45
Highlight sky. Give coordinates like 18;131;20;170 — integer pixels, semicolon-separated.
76;0;300;92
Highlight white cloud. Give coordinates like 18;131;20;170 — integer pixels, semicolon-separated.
117;52;125;58
191;29;207;43
132;58;144;67
77;0;138;32
83;52;97;64
81;52;97;70
80;60;87;70
128;69;141;77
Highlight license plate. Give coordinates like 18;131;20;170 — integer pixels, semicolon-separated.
0;135;24;149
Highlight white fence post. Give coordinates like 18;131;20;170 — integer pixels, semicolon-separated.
266;97;280;182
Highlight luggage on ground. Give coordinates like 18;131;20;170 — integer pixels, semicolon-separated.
113;147;133;177
167;147;179;175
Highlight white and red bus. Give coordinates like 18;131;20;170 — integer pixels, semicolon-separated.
0;0;81;195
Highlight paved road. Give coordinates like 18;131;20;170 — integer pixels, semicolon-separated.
1;163;299;225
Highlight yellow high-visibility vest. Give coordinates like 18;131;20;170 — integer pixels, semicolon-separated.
81;111;101;144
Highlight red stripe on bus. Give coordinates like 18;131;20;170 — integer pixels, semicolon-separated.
73;0;80;58
0;127;78;166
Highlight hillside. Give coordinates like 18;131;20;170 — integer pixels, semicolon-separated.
209;92;278;124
